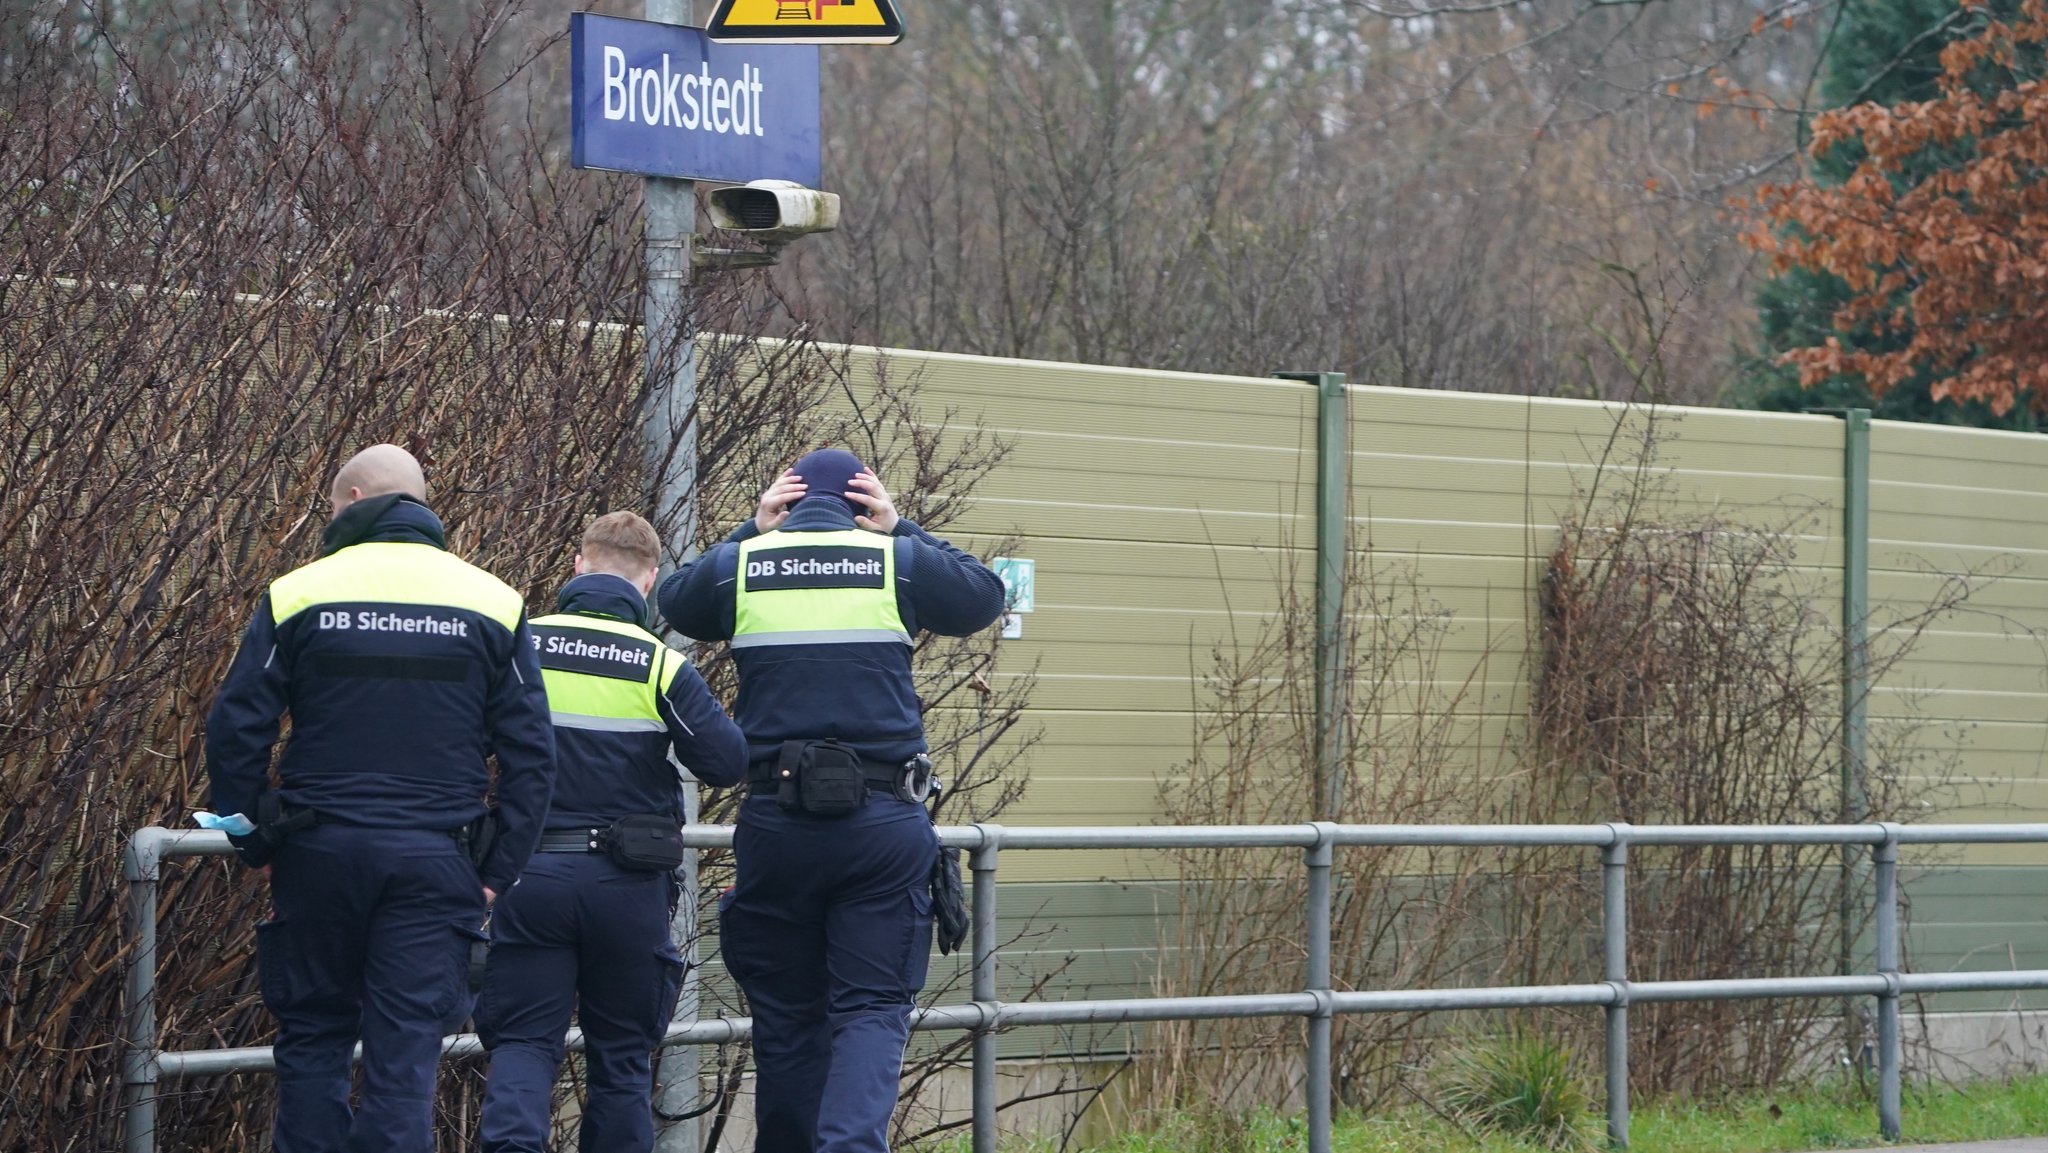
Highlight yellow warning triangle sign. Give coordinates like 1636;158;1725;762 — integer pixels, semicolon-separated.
707;0;903;44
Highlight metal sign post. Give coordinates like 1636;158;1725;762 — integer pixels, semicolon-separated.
571;16;823;1149
643;164;703;1153
636;13;701;1153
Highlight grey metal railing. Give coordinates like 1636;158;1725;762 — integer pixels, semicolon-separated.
123;821;2048;1153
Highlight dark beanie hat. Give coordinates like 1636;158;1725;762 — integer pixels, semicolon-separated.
791;447;866;515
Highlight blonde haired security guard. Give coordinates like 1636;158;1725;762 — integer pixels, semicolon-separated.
477;511;746;1153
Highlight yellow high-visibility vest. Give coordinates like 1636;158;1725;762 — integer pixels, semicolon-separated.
732;529;909;649
528;612;683;733
270;542;524;632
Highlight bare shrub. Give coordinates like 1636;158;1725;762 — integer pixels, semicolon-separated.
1141;538;1500;1116
1520;413;1976;1097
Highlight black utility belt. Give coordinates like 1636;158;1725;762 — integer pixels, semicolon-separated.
536;815;685;872
748;740;933;816
745;762;901;790
252;797;480;840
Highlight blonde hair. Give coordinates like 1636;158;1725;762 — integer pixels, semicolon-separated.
581;511;661;576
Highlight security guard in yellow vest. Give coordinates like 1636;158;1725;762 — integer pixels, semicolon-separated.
659;449;1005;1153
477;512;747;1153
205;444;556;1153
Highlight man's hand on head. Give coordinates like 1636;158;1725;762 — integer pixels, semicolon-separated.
755;470;808;534
848;470;900;534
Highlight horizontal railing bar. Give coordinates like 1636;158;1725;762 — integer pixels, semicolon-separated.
149;967;2048;1080
996;993;1322;1026
1333;984;1614;1012
157;1035;514;1078
1896;971;2048;994
1626;976;1888;1003
1328;825;1617;847
1892;824;2048;845
1620;825;1890;846
681;826;737;849
159;1015;765;1078
137;823;2048;864
157;1046;289;1078
913;1005;989;1032
156;830;233;858
978;826;1321;850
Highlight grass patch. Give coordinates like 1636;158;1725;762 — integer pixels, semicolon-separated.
1437;1030;1598;1151
1630;1075;2048;1152
974;1073;2048;1151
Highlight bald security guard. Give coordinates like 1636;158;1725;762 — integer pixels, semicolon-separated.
658;448;1005;1153
206;444;556;1153
477;511;748;1153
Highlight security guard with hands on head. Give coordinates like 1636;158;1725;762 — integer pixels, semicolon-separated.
476;511;748;1153
659;448;1006;1153
204;443;557;1153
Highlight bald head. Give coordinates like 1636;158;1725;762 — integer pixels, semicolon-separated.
330;444;427;517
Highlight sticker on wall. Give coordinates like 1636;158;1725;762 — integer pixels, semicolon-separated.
991;557;1035;614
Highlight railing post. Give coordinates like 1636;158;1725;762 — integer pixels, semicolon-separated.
971;824;1004;1153
1875;823;1902;1141
123;829;167;1153
1836;407;1873;1071
1602;826;1631;1150
1305;822;1337;1153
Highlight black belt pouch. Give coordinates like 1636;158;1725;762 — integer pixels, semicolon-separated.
777;739;866;817
252;791;319;859
601;815;686;871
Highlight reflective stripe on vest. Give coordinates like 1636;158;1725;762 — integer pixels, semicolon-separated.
270;542;525;630
732;529;910;649
529;612;682;731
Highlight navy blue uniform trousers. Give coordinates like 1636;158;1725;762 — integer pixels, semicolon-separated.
719;796;937;1153
476;853;685;1153
259;823;485;1153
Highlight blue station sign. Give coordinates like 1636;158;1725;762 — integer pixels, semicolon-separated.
570;13;821;186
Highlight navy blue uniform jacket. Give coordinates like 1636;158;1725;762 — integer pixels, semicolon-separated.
657;499;1006;766
540;573;748;830
204;497;556;894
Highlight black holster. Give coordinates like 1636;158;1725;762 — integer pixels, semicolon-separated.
467;932;491;995
246;792;319;866
775;740;867;818
931;845;968;955
456;809;500;872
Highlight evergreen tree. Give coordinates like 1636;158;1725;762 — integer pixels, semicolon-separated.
1732;0;2040;430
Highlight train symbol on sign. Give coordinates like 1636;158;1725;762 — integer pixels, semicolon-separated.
708;0;903;44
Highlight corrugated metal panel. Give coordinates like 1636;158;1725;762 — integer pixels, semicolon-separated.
1869;421;2048;893
798;343;2048;1016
